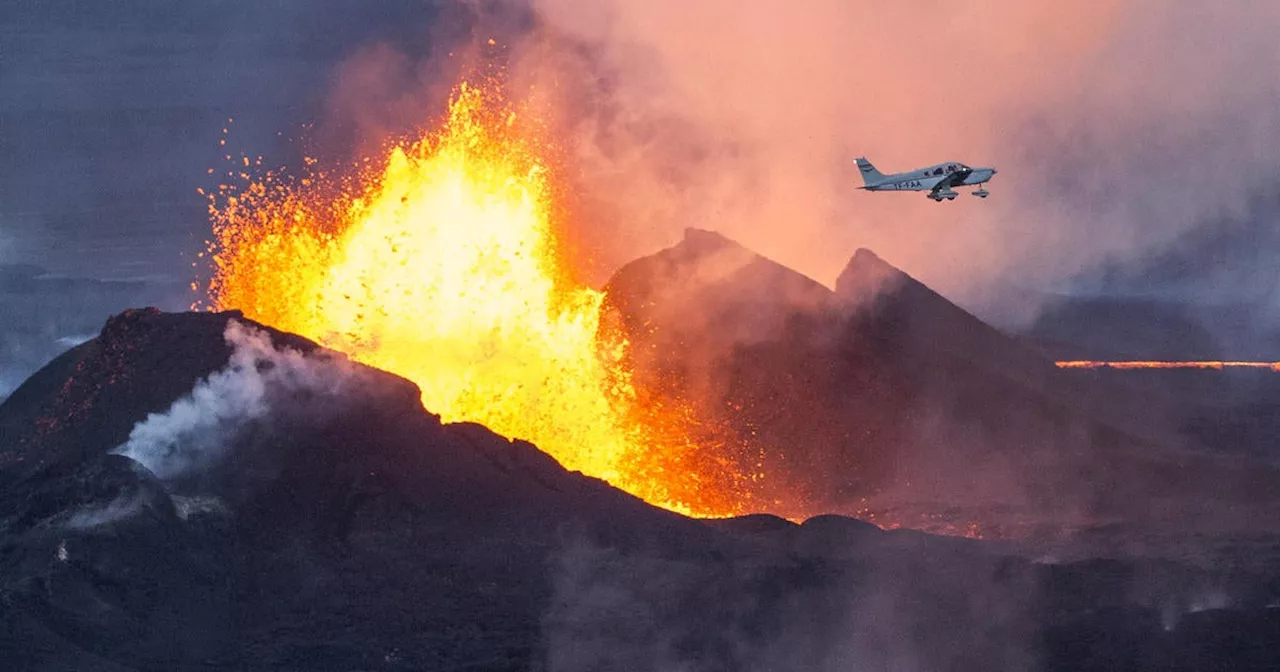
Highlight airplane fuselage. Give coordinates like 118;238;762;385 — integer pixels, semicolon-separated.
866;168;996;191
856;157;997;200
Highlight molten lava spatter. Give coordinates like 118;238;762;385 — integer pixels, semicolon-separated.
200;80;750;517
1057;361;1280;371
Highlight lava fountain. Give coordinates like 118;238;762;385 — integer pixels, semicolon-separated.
200;79;751;517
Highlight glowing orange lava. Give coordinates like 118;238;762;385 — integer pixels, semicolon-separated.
1057;361;1280;371
199;79;750;517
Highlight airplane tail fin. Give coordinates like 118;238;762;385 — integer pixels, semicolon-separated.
855;157;885;186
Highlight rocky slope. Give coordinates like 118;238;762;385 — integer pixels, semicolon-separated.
2;305;1280;670
604;229;1280;535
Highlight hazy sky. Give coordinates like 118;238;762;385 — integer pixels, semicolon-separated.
497;0;1280;323
0;1;442;281
3;1;1279;326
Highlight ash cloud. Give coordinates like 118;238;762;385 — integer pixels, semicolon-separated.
496;1;1280;325
113;320;358;482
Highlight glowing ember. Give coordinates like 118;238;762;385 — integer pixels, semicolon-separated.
1057;361;1280;371
200;79;750;517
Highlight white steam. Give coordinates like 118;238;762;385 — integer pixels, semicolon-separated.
113;320;355;481
64;490;152;530
55;333;97;348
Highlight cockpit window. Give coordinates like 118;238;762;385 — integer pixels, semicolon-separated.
932;168;943;176
946;164;956;173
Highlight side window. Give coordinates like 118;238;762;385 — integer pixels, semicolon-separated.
933;168;943;176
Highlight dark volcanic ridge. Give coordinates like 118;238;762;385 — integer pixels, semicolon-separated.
4;236;1280;669
604;229;1280;539
0;308;715;669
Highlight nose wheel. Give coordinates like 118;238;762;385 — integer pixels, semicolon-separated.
972;189;990;198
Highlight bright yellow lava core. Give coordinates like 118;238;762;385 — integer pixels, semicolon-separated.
201;80;746;517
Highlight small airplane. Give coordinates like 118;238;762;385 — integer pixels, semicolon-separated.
855;157;997;201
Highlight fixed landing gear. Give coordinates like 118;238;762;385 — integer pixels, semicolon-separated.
972;189;990;198
930;191;959;202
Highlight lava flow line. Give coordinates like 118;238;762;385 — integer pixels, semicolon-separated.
1056;360;1280;371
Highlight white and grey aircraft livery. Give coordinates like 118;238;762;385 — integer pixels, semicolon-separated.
855;157;997;201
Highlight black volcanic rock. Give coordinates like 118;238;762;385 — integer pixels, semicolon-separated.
0;308;322;478
836;247;1052;377
3;308;1280;670
603;229;1280;532
0;308;710;669
603;228;835;405
605;230;889;513
604;229;1070;516
0;309;708;541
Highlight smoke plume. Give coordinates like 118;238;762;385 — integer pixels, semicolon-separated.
489;0;1280;324
113;320;358;481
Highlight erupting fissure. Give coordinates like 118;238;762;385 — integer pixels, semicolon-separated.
1057;361;1280;371
198;79;750;517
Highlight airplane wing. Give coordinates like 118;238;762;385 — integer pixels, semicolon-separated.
928;174;961;195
